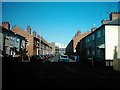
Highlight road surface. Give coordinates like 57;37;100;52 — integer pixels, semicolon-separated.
2;55;120;89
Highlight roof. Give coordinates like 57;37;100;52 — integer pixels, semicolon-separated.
2;26;14;34
80;24;120;41
12;26;33;37
105;18;120;25
1;26;26;40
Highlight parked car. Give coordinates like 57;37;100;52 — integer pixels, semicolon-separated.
40;54;45;59
30;55;44;63
58;55;69;62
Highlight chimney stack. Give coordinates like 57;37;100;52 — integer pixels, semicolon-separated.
76;30;81;36
33;31;36;37
101;20;110;25
2;22;10;30
37;35;41;40
110;12;120;21
75;30;81;37
91;27;96;32
26;26;31;34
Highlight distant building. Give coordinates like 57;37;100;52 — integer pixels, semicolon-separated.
51;42;56;55
40;37;52;55
12;25;52;57
32;31;52;56
55;46;59;55
55;43;66;55
33;31;39;55
66;31;90;56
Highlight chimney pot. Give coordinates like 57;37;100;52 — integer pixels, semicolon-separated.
37;35;41;40
33;31;36;37
2;22;10;30
26;26;31;34
110;12;120;21
91;27;96;32
101;20;109;25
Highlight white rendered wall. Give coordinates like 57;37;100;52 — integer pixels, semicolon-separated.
118;26;120;59
105;25;119;60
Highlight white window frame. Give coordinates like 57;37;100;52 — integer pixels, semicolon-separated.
26;40;30;45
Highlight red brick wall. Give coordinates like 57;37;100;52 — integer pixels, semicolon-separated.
12;26;34;57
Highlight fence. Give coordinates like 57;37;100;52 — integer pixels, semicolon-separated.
79;58;114;68
105;60;113;67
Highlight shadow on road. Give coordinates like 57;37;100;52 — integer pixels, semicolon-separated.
2;61;120;89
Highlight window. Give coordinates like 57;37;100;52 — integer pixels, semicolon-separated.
97;30;101;38
86;38;87;43
26;40;30;45
97;49;100;56
16;38;19;42
5;35;9;39
90;34;95;41
87;50;89;55
21;40;25;48
92;34;95;40
88;37;89;42
103;29;105;36
86;37;90;43
92;50;95;55
10;36;12;40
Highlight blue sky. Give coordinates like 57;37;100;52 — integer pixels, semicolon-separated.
2;2;118;45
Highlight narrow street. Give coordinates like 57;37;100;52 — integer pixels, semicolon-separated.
3;56;120;89
49;55;76;62
1;2;120;90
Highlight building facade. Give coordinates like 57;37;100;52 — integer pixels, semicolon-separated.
2;27;15;56
40;37;52;55
66;31;90;56
12;26;34;58
12;25;53;57
1;22;27;61
33;31;39;55
55;43;66;55
76;12;120;69
0;26;3;57
51;42;56;55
